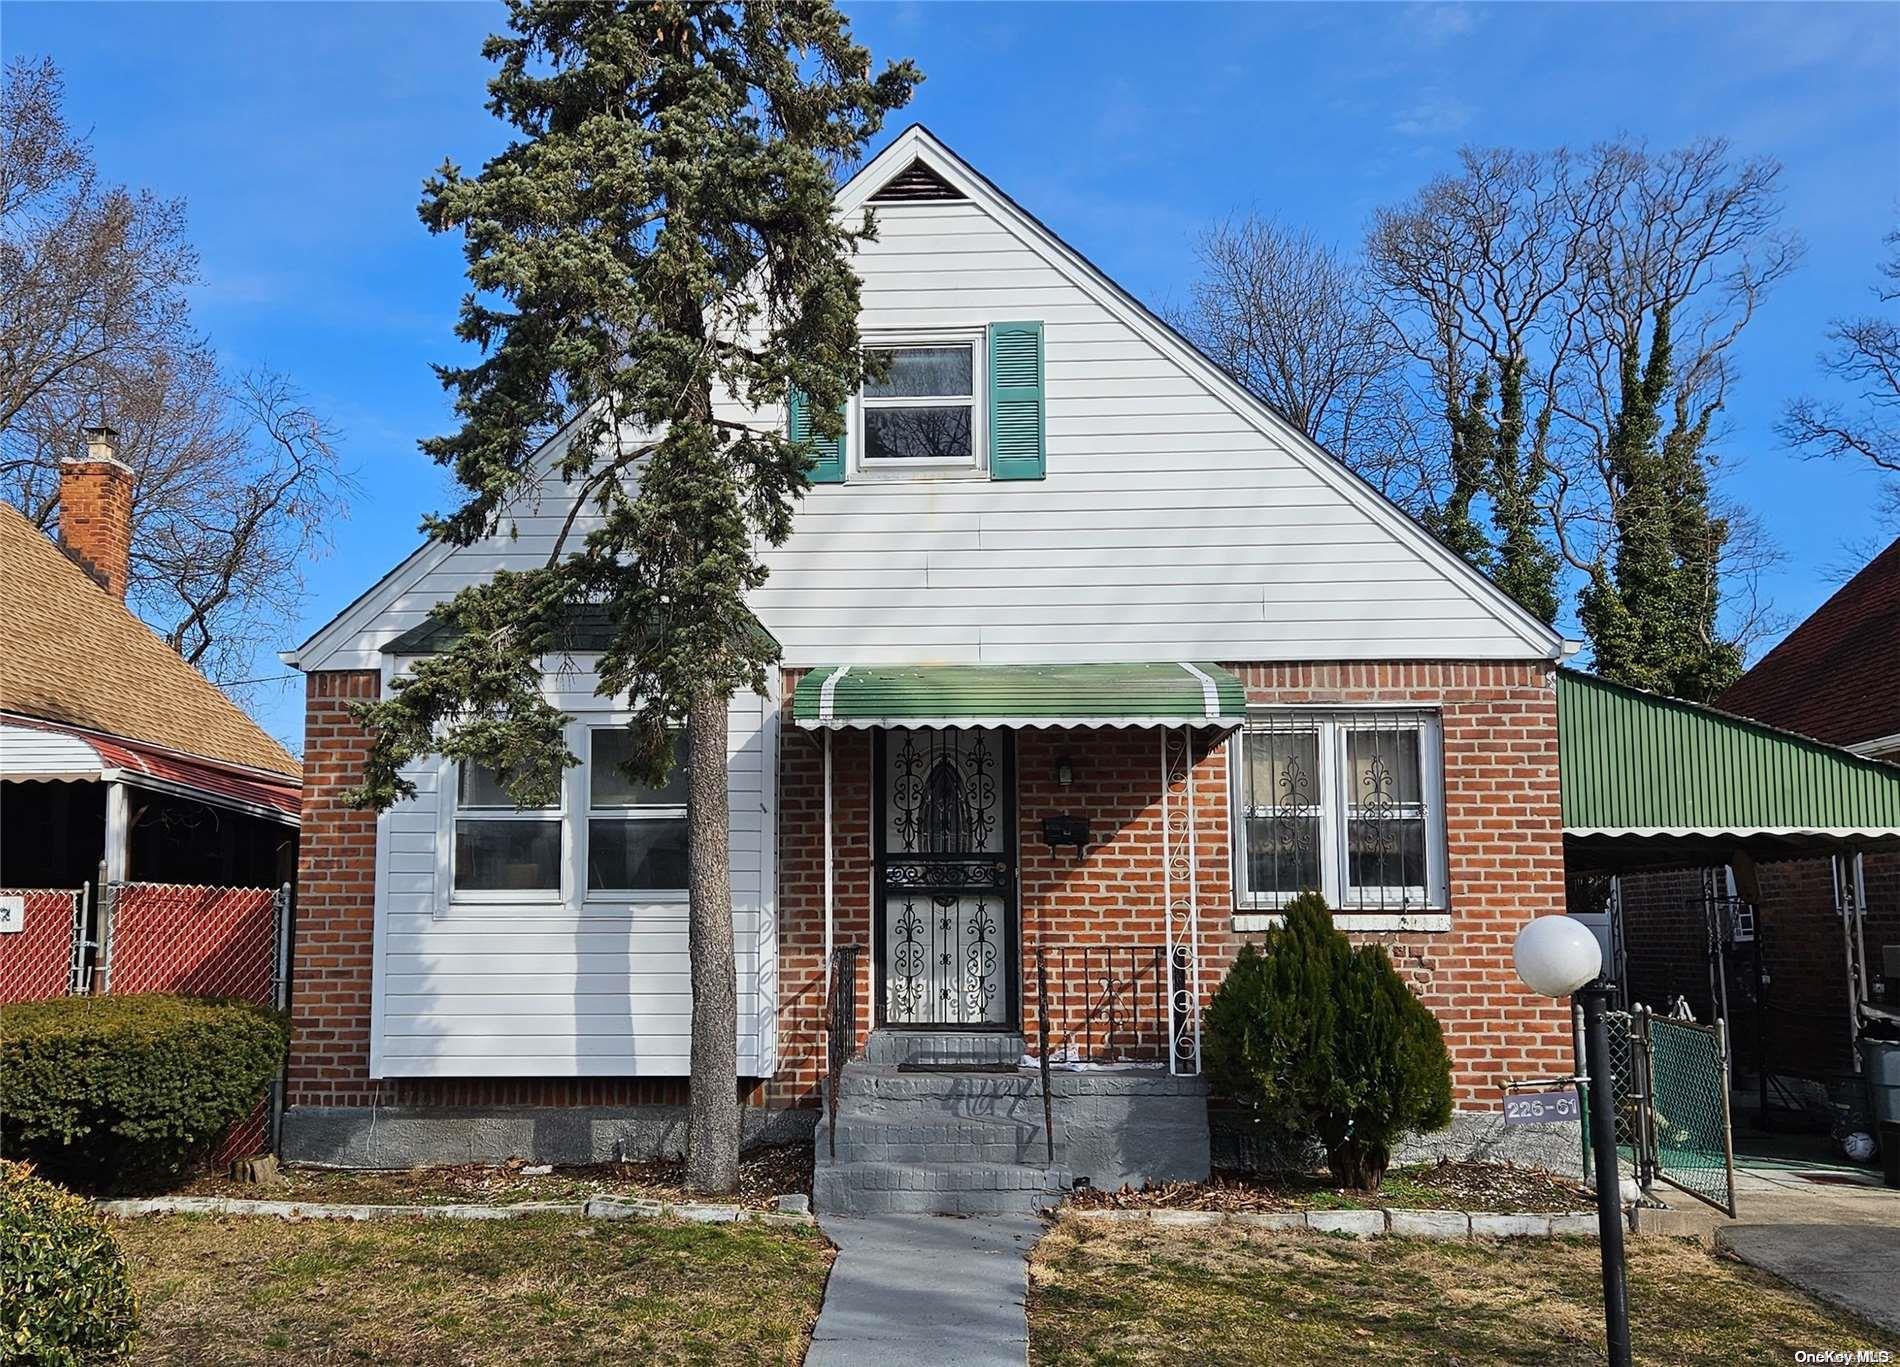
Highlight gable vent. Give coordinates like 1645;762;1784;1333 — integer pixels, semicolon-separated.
868;159;965;203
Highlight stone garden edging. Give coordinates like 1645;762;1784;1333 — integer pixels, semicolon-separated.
1068;1206;1601;1239
94;1193;817;1229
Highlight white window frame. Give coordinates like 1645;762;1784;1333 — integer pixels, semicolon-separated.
855;328;987;479
583;723;690;903
1229;708;1449;928
447;758;567;906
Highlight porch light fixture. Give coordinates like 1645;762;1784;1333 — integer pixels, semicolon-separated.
1512;915;1629;1367
1055;755;1074;788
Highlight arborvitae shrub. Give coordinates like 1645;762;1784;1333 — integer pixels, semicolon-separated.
1204;891;1452;1190
0;1159;138;1363
0;995;287;1193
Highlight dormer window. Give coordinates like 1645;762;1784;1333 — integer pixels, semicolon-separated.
861;334;983;472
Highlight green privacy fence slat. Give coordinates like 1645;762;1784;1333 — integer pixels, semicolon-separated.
792;662;1247;726
1557;669;1900;832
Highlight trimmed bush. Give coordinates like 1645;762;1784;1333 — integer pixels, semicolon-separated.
0;995;287;1193
1205;891;1452;1191
0;1159;138;1363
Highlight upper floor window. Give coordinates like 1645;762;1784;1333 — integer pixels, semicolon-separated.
860;332;984;472
1231;709;1446;912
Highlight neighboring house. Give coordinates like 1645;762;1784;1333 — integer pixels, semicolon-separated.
0;427;300;929
280;127;1576;1206
1610;539;1900;1094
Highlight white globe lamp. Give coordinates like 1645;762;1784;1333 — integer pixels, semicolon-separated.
1514;915;1603;998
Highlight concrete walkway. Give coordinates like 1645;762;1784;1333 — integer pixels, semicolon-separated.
809;1214;1041;1366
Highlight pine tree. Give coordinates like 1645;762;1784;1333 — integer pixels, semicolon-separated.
347;0;918;1193
1203;892;1451;1192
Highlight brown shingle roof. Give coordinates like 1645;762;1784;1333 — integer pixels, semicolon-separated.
0;503;300;778
1717;536;1900;750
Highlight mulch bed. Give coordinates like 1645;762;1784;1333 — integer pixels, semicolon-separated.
1067;1159;1592;1214
180;1142;814;1212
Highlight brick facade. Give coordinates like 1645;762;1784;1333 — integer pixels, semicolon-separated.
769;660;1570;1109
1619;852;1900;1079
292;659;1568;1119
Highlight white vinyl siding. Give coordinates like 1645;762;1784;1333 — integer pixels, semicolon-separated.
371;664;778;1079
295;197;1553;672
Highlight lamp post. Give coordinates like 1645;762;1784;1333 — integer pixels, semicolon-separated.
1514;915;1631;1367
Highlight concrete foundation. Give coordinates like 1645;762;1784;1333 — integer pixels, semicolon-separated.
1394;1109;1585;1177
281;1103;815;1168
1051;1069;1210;1190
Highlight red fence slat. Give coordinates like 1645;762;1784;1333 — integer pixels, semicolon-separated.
104;883;276;1002
0;888;82;1003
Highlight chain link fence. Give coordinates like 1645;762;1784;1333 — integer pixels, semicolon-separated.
100;882;290;1163
1586;1006;1736;1217
0;887;87;1002
1646;1013;1736;1216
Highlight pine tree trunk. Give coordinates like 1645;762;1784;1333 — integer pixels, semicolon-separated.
684;681;741;1194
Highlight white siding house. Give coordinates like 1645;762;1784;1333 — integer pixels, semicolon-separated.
286;125;1562;1102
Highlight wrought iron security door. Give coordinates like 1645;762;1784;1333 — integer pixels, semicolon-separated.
876;727;1017;1028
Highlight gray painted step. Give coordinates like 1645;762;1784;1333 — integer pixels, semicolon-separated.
813;1160;1072;1216
864;1030;1026;1068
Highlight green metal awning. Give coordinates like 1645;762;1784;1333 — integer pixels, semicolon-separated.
1559;669;1900;869
793;662;1248;731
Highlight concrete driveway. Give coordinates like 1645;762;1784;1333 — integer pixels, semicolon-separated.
1711;1159;1900;1337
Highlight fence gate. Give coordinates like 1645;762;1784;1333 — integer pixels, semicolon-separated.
1645;1012;1737;1217
0;887;87;1002
1591;1006;1736;1218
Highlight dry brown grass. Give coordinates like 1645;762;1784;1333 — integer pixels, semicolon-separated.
113;1212;831;1365
1029;1215;1894;1365
179;1145;813;1212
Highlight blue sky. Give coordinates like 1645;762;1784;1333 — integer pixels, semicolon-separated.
8;1;1898;751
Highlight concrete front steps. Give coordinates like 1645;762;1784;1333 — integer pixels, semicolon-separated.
813;1031;1075;1215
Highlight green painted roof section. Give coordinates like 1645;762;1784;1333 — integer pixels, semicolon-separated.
793;662;1248;729
1558;669;1900;834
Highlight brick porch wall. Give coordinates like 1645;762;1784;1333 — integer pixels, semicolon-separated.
769;660;1571;1109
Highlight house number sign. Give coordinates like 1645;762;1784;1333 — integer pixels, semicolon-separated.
0;895;23;934
1502;1087;1580;1125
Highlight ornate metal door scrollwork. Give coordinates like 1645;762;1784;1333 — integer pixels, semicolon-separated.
877;727;1016;1028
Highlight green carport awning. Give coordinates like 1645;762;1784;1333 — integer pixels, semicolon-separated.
793;662;1248;731
1558;669;1900;870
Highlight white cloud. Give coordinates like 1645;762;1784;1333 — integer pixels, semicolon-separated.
1391;91;1475;139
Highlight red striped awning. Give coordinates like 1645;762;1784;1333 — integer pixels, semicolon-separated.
1;716;299;823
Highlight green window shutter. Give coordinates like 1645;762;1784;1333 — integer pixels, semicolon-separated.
987;321;1045;481
788;387;847;484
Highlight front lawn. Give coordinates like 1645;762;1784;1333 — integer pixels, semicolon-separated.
113;1212;831;1365
1069;1158;1590;1214
1029;1216;1892;1365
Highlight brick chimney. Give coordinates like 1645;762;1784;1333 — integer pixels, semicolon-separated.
59;424;134;599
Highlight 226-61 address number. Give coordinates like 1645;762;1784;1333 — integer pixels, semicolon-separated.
1502;1089;1581;1125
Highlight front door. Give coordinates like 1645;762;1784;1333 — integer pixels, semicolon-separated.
876;727;1017;1028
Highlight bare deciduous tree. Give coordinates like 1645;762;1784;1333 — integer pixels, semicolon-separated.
1778;227;1899;524
1171;216;1437;512
1;57;352;687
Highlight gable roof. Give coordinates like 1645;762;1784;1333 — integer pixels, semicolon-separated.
289;126;1564;674
0;503;300;778
834;127;1563;660
1717;536;1900;751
